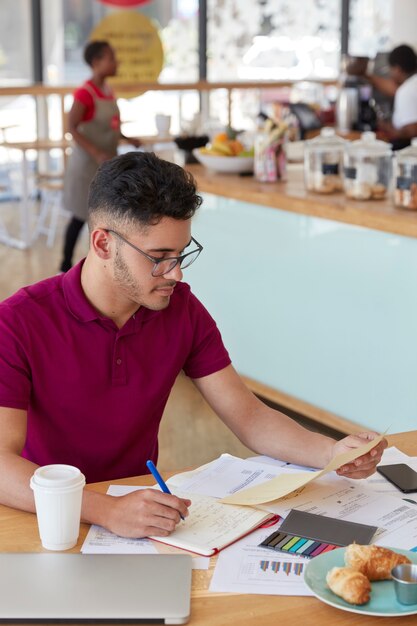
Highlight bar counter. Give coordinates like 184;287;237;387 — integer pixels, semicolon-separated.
184;163;417;436
187;163;417;239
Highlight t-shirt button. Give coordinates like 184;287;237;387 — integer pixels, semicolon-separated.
116;358;122;365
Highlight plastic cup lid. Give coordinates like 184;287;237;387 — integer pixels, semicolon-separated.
31;464;85;489
347;131;392;155
305;126;346;151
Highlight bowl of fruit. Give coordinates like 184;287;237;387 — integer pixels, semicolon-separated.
193;129;254;174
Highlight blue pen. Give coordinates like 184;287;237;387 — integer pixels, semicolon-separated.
146;460;185;520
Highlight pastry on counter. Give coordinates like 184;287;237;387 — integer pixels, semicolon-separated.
345;180;387;200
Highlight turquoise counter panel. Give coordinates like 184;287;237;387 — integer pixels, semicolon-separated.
185;192;417;433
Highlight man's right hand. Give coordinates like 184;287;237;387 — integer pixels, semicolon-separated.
101;489;191;538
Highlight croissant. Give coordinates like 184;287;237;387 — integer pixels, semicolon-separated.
326;566;371;605
344;544;411;581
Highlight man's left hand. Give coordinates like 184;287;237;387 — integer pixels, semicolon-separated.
333;432;388;479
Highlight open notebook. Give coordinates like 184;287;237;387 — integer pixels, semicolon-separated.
103;485;277;556
148;491;275;556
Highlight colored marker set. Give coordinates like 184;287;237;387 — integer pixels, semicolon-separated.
260;529;338;558
259;509;377;560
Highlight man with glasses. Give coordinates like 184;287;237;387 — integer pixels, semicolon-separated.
0;152;386;539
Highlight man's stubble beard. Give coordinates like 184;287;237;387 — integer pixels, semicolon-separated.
113;248;170;312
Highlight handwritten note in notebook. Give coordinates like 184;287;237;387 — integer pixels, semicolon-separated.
149;491;274;556
86;484;273;558
221;435;384;506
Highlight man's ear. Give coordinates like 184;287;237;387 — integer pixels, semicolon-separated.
91;228;112;260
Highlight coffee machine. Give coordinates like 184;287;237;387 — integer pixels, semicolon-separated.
336;77;360;132
336;55;377;132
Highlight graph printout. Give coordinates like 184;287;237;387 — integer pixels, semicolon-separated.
209;522;312;596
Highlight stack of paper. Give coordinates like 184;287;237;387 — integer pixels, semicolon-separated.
81;443;417;595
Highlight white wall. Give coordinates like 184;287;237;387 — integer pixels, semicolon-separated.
42;2;64;84
389;0;417;48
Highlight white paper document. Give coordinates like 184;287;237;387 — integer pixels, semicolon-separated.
81;485;209;569
246;455;317;472
168;453;302;499
256;473;417;551
209;521;312;596
169;449;417;552
82;525;158;555
168;438;385;508
81;446;417;584
221;435;385;506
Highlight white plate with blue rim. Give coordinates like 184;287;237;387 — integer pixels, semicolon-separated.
304;547;417;616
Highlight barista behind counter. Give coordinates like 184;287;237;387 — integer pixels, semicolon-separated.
353;45;417;149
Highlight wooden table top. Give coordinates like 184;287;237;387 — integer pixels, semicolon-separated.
0;431;416;625
0;139;71;151
187;164;417;240
2;137;174;151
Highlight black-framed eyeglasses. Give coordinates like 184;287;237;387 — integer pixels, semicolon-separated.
105;229;203;277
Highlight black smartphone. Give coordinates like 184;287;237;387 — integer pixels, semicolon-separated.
377;463;417;493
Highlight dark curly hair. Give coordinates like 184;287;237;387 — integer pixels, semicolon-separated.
389;45;417;75
87;152;202;230
84;41;111;67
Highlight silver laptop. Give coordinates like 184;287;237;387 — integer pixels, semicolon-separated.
0;553;192;624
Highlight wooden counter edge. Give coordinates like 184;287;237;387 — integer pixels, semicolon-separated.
242;375;364;435
187;165;417;240
242;378;414;455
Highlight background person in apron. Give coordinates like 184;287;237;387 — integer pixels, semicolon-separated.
59;40;140;272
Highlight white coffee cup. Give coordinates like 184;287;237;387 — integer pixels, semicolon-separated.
30;464;85;551
155;114;171;136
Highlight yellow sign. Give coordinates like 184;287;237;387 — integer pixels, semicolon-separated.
90;11;164;98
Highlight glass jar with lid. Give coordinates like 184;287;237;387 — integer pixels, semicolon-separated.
394;138;417;210
343;131;392;200
304;127;345;194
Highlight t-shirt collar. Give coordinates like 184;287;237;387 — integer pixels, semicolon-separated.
62;258;161;328
62;259;103;323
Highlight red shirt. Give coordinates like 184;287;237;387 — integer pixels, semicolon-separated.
0;261;231;483
74;80;116;122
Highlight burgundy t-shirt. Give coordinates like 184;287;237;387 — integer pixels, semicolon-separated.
0;261;231;483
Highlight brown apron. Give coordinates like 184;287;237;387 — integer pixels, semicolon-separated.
64;84;120;221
